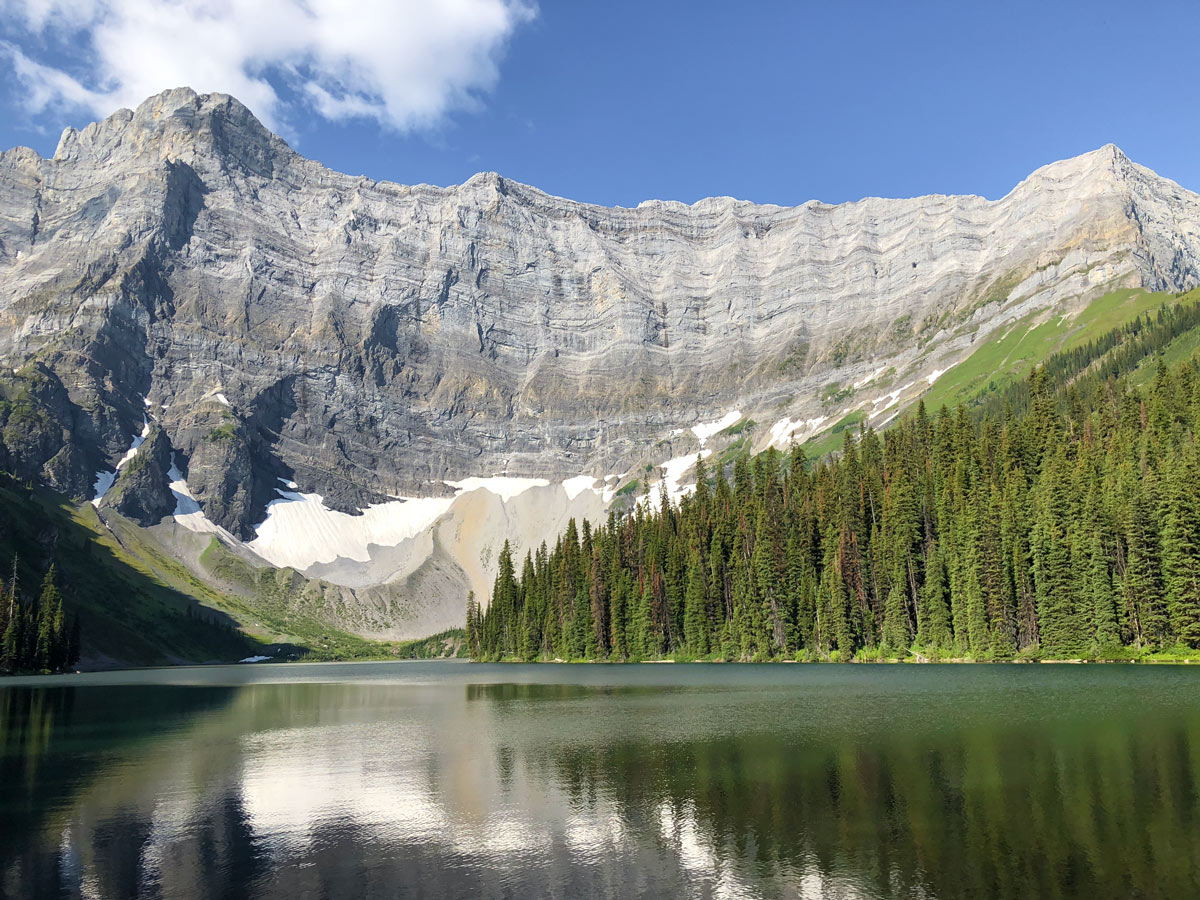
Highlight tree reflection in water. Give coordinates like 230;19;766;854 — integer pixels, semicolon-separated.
1;666;1198;899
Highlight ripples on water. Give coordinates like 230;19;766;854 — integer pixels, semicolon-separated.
2;662;1199;899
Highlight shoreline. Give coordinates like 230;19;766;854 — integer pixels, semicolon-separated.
6;653;1200;680
469;656;1200;666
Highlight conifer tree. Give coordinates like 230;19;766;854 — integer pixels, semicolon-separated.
1160;450;1200;646
1;609;18;672
881;582;911;654
683;545;709;655
465;591;481;659
470;328;1200;664
1088;534;1119;649
919;541;952;652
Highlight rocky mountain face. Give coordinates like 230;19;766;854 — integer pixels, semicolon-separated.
1;87;1198;637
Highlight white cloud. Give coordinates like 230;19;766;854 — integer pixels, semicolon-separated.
0;0;536;132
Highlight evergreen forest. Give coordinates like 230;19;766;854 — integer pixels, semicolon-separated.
470;298;1200;662
1;562;81;674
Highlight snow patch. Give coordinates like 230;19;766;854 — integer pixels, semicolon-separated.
240;655;271;663
91;417;151;507
925;367;947;385
168;454;237;539
691;410;741;447
852;366;887;390
168;456;201;516
562;475;598;501
638;450;712;507
445;476;550;502
870;382;914;413
248;491;455;570
240;473;598;573
90;471;116;507
768;415;827;449
214;392;231;407
117;417;151;467
662;451;710;497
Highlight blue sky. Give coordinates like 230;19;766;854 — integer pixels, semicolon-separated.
1;0;1197;207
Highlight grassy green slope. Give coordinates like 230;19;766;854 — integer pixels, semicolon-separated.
0;473;256;665
920;288;1173;413
800;410;867;461
795;287;1195;461
0;474;465;668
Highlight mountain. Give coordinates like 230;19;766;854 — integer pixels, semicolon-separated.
1;87;1198;654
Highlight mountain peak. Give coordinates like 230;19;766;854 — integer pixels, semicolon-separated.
1064;143;1132;172
53;87;291;175
998;143;1141;204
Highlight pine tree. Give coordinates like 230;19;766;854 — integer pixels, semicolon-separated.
609;556;629;660
588;547;609;657
630;579;655;661
465;591;480;659
34;567;63;671
470;341;1200;666
919;541;952;652
1160;450;1200;647
1088;533;1120;649
752;507;786;654
962;485;990;657
1;611;18;672
491;541;520;658
683;545;709;655
1032;451;1084;657
1124;473;1166;647
881;583;911;654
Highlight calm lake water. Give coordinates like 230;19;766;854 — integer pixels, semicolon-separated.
2;662;1200;899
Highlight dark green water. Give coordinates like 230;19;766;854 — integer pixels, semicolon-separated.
2;663;1199;899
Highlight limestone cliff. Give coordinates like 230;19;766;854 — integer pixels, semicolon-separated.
1;87;1197;637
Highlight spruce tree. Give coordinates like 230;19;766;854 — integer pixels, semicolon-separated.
920;541;952;652
470;341;1200;665
1088;534;1120;649
881;583;911;655
683;545;709;655
1160;450;1200;646
1;612;18;672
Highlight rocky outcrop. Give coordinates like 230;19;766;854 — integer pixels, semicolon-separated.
103;427;175;525
0;87;1199;633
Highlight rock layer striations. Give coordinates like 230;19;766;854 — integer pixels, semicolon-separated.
1;88;1198;632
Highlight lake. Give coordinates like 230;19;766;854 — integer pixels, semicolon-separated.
2;662;1199;899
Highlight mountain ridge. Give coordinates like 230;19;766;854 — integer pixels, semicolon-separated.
5;89;1169;235
18;89;1155;211
1;86;1199;644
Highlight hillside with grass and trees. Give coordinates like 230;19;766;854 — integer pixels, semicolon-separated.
0;472;468;673
471;292;1200;662
0;563;80;674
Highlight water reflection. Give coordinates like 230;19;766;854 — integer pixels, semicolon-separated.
1;665;1199;899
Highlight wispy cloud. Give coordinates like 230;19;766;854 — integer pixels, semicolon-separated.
0;0;536;132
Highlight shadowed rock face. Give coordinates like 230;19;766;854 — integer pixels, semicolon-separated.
1;87;1199;544
104;426;176;526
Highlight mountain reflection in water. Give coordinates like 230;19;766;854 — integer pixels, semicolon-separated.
2;662;1199;899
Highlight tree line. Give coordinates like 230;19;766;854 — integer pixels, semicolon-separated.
1;561;81;674
470;301;1200;662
